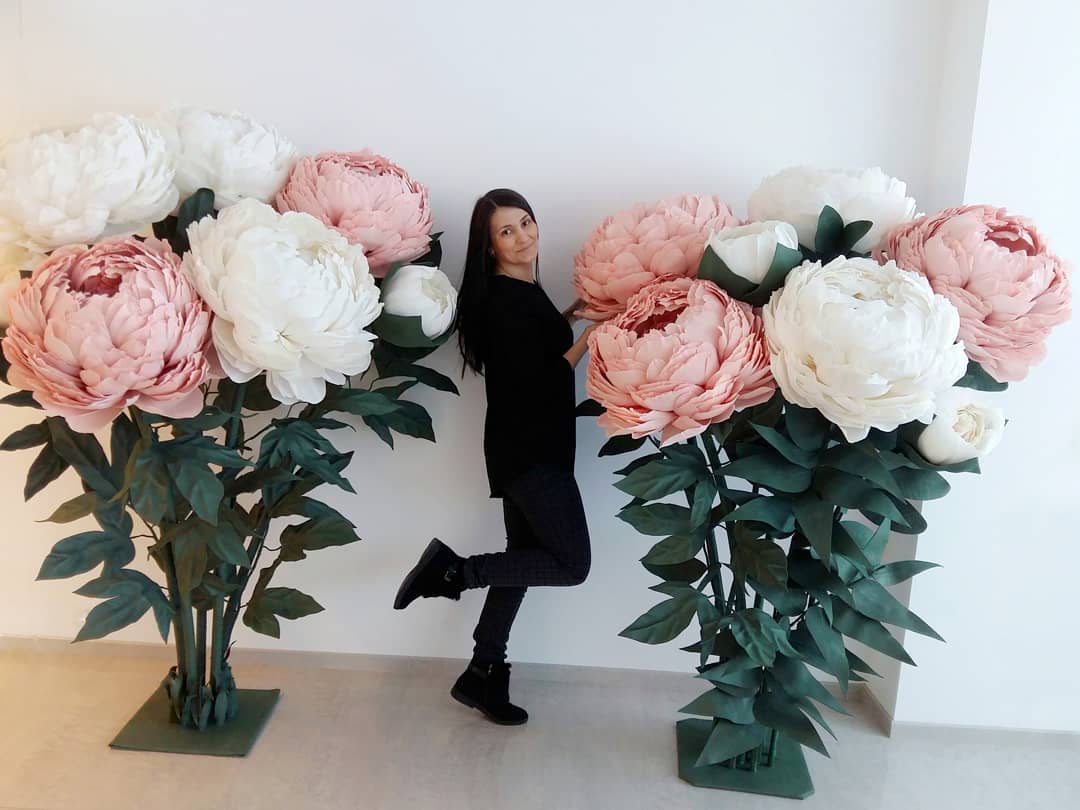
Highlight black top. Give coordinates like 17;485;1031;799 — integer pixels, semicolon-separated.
482;275;576;497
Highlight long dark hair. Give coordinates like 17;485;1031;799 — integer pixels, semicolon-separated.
455;188;539;375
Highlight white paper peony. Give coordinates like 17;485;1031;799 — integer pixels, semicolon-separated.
0;113;178;252
707;221;799;284
763;257;968;442
181;199;383;404
379;265;457;338
156;107;298;209
917;388;1005;465
748;167;917;253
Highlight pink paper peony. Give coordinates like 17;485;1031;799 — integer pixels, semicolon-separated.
885;205;1071;382
587;278;774;446
574;195;741;321
2;237;214;432
273;150;433;277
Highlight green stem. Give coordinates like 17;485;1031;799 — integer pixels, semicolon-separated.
221;493;274;651
196;607;207;691
697;435;730;616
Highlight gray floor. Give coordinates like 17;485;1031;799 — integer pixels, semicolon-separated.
0;641;1076;810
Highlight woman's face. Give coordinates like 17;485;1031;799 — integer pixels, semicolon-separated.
489;206;539;269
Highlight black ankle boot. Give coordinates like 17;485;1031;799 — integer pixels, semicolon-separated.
393;539;464;610
451;660;529;725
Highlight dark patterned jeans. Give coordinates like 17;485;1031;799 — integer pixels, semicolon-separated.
463;465;591;665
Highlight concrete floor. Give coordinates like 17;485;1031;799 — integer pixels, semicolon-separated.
0;640;1076;810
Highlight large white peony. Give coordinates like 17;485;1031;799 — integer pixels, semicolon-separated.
0;113;178;252
916;387;1005;465
156;107;298;208
748;167;917;253
379;264;457;338
762;257;968;442
181;200;383;404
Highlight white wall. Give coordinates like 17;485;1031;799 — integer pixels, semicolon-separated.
895;0;1080;733
0;0;1001;703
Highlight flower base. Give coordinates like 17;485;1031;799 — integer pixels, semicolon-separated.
109;686;280;757
676;719;814;799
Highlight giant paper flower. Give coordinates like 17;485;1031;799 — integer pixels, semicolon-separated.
1;237;213;432
274;151;433;277
155;107;298;209
748;167;916;253
379;265;457;338
587;278;774;445
884;205;1071;382
762;256;968;442
181;199;383;404
0;113;178;252
574;195;740;321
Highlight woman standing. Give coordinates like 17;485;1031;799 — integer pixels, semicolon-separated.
394;189;597;725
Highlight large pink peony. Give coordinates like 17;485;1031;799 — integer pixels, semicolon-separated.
2;237;214;432
885;205;1071;382
574;195;741;321
273;150;432;277
587;278;774;446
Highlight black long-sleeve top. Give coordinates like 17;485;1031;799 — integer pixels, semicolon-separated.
482;275;576;497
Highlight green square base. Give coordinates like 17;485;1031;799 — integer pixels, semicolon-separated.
110;687;280;757
676;719;814;799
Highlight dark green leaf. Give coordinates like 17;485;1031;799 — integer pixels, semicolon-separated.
841;519;892;567
599;433;648;457
784;405;830;452
370;311;449;349
109;414;140;481
617;503;691;536
37;531;115;580
0;390;42;409
723;451;813;494
955;359;1008;392
207;522;250;568
744;244;806;307
731;537;787;588
376;400;435;442
328;389;402;417
575;398;605;417
694;719;768;767
640;532;703;566
169;459;224;524
259;587;324;620
793;494;834;563
831;599;914;664
804;606;850;690
772;654;847;714
698;662;764;696
614;452;662;476
815;469;904;523
129;449;171;524
641;558;707;583
281;516;360;559
39;491;97;524
47;420;118;497
891;466;951;500
74;592;152;642
754;685;830;756
722;497;795;533
874;560;940;586
1;420;49;451
406;364;459;395
814;205;844;256
695;246;756;297
690;478;716;532
679;688;756;724
851;579;943;640
619;593;697;644
616;459;704;500
748;579;807;617
730;609;793;667
168;519;212;595
750;423;817;468
819;444;903;499
24;442;70;500
841;219;873;250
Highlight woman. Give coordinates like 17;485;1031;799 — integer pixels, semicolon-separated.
393;188;597;726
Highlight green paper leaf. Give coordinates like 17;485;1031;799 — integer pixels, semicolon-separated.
744;244;806;307
831;599;915;665
641;532;704;566
690;478;717;532
819;443;904;499
784;405;831;452
1;420;49;451
599;433;648;456
723;451;813;494
47;419;118;498
841;519;892;567
698;661;764;697
731;537;787;588
169;459;224;525
694;720;768;767
696;246;756;297
722;497;795;534
841;219;873;250
281;516;361;560
750;423;817;468
874;560;940;586
890;466;951;500
259;587;324;620
641;558;707;583
730;609;796;667
74;591;153;643
679;688;756;724
815;469;905;523
617;503;691;536
804;606;850;690
575;398;605;417
754;685;830;757
748;579;807;617
619;592;697;644
616;459;704;500
955;359;1008;392
24;442;70;500
173;188;216;254
129;449;171;524
168;519;212;595
814;205;844;256
851;578;943;640
793;494;834;563
327;389;402;417
109;414;140;482
0;390;42;409
206;521;250;568
37;531;114;580
772;653;848;715
42;491;98;524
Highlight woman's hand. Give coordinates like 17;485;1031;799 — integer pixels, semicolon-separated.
562;297;586;323
563;322;601;369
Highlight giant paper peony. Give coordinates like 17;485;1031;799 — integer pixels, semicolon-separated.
884;205;1071;382
380;264;457;338
182;199;383;404
156;107;298;209
748;167;916;253
574;195;741;321
762;257;968;442
587;278;774;445
1;237;212;432
274;151;433;277
0;113;178;253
